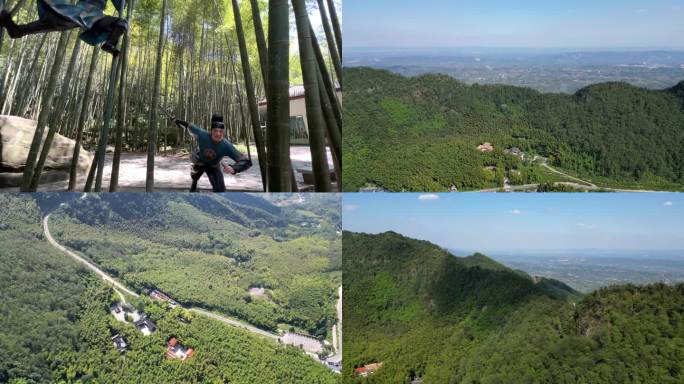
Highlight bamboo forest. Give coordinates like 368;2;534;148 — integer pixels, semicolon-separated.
0;0;341;192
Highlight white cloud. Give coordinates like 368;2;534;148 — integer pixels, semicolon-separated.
343;204;359;211
418;194;440;201
664;201;673;207
509;209;521;215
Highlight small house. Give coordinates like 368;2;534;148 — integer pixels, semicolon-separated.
504;147;524;157
111;334;128;353
166;337;194;361
134;316;156;336
477;142;494;152
150;289;179;308
354;362;383;377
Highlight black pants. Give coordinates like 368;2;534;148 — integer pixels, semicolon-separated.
190;164;226;192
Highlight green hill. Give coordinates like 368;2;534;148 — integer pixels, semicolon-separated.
343;67;684;191
48;193;341;338
343;231;684;383
0;194;338;384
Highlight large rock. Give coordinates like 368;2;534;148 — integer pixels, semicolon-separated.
0;115;93;187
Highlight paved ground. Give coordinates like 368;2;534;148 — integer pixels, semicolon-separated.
279;332;324;354
3;146;333;192
328;285;343;364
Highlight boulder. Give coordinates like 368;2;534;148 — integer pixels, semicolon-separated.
0;115;93;187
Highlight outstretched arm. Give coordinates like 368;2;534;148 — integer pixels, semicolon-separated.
172;118;189;128
224;157;252;174
172;119;205;139
221;141;252;174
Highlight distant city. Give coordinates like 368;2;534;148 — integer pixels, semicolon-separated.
449;248;684;293
346;47;684;93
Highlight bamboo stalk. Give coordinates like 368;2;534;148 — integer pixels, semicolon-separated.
69;47;100;190
94;1;128;191
229;0;267;190
266;0;292;192
315;0;341;81
110;0;135;192
146;0;166;192
326;0;342;59
292;0;331;192
21;31;70;191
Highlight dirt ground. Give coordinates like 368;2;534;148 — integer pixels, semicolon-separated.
1;146;333;192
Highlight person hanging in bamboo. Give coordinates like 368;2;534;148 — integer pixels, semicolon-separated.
0;0;127;55
172;114;252;192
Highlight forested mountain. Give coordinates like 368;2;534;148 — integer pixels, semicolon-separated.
343;231;684;383
0;194;338;383
343;67;684;191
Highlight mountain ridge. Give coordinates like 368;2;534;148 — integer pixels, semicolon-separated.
343;230;684;383
344;66;684;192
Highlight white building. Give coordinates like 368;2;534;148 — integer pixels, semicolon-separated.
258;84;342;145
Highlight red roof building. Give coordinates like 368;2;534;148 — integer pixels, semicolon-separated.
354;362;383;377
166;337;193;361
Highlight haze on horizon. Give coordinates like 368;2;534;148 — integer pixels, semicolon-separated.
345;0;684;50
343;193;684;253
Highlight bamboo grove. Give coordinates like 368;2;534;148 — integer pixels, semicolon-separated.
0;0;342;192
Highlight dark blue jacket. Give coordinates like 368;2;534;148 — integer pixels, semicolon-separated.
38;0;124;45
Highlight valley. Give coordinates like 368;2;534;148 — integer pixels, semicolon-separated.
489;251;684;293
345;48;684;93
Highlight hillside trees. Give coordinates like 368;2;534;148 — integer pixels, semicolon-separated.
344;67;684;191
343;231;684;383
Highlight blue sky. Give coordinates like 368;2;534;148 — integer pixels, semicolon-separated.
344;0;684;49
342;193;684;251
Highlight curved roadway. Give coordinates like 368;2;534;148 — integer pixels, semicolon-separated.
43;214;279;341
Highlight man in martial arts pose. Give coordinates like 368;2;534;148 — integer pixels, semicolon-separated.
173;114;252;192
0;0;127;55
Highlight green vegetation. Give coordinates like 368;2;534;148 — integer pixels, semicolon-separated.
343;67;684;191
55;285;336;383
0;194;88;383
343;231;684;383
49;193;340;338
0;194;338;383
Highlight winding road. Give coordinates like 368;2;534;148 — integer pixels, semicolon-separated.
43;215;139;298
43;214;278;341
539;162;661;192
329;286;343;362
539;162;595;188
476;158;662;193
